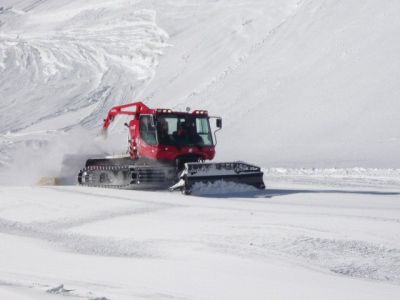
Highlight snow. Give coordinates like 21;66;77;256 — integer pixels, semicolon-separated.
0;0;169;182
140;0;400;168
0;285;81;300
1;0;400;299
2;0;400;174
1;175;400;299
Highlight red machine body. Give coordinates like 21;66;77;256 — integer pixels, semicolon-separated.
78;101;265;193
102;102;216;164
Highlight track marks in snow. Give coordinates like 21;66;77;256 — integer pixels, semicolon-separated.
23;0;50;12
202;230;400;284
184;184;400;285
279;236;400;283
0;196;176;257
176;1;307;114
0;217;152;257
1;183;400;286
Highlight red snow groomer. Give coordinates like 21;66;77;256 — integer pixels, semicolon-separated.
78;102;265;194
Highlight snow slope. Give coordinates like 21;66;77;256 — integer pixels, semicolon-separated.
141;0;400;167
0;0;168;182
1;0;400;182
0;1;167;133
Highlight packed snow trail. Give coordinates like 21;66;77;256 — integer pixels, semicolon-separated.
0;172;400;299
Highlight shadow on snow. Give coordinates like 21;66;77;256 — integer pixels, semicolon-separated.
193;188;400;199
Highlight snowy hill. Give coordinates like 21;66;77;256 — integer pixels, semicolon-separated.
1;0;400;184
140;0;400;167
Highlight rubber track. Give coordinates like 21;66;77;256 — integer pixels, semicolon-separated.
78;165;135;189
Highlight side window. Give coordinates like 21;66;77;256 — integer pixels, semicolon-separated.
140;116;157;145
196;118;213;145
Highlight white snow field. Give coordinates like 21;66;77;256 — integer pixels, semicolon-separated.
1;0;400;299
1;175;400;299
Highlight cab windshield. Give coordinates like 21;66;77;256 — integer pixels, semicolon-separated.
156;115;213;146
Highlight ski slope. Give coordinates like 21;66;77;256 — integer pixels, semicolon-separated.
1;0;400;178
0;0;169;183
1;174;400;300
134;0;400;167
1;0;400;299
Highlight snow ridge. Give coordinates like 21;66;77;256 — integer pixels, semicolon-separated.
0;5;168;133
0;2;168;180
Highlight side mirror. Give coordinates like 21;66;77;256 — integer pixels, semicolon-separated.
124;122;129;128
216;118;222;129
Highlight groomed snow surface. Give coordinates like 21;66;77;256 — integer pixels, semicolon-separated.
1;0;400;299
0;171;400;299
